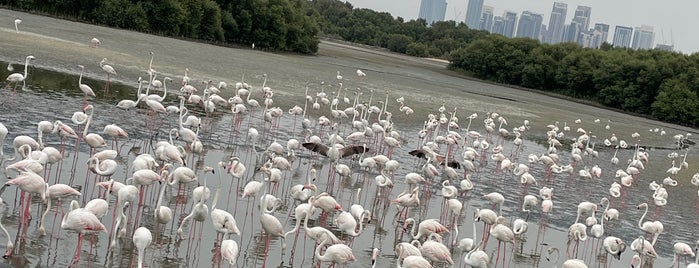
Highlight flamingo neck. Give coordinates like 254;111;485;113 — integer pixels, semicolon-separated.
23;57;30;78
82;108;93;138
156;182;167;212
638;205;648;229
314;234;330;261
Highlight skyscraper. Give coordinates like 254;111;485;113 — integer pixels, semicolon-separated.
570;6;591;44
491;16;505;36
573;6;592;31
632;25;655;50
502;11;518;38
594;23;610;44
545;2;568;44
465;0;485;29
418;0;447;26
479;5;494;31
563;21;582;43
580;29;605;48
516;11;543;40
612;25;634;48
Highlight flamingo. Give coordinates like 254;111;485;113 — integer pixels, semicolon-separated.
133;226;152;268
89;37;100;48
464;213;489;268
567;223;587;258
545;247;587;268
13;18;21;33
417;237;454;266
603;236;626;262
76;65;96;106
154;182;172;232
636;203;663;245
221;239;239;265
259;179;287;255
333;210;366;237
670;241;695;268
177;183;209;239
631;236;657;263
102;124;128;150
109;201;130;251
0;170;47;223
211;189;241;237
61;201;107;266
81;105;107;152
0;198;14;258
39;183;81;235
100;58;116;92
490;216;515;267
4;55;35;92
314;232;355;266
403;218;448;240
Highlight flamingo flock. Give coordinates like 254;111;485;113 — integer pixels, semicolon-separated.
0;33;699;268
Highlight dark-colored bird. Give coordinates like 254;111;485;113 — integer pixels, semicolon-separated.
302;142;368;162
409;148;461;169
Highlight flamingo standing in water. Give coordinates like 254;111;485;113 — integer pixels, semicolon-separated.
314;232;355;267
0;198;14;258
133;226;152;268
76;65;95;107
4;55;35;93
61;200;107;266
221;239;239;265
100;58;116;92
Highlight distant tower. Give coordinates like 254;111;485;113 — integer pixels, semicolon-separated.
491;16;505;35
516;11;544;40
545;2;568;44
612;25;634;48
594;23;610;44
465;0;484;29
418;0;447;26
502;11;518;38
479;5;494;31
631;25;655;50
573;6;592;31
570;6;591;44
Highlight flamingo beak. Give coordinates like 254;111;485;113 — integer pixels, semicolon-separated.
334;204;342;211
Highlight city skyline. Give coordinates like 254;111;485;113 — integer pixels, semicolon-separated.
346;0;692;53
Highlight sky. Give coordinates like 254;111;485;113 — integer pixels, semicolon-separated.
345;0;696;54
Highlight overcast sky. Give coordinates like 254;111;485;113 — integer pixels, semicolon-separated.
345;0;695;54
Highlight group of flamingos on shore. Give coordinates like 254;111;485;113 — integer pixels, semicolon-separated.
2;46;699;268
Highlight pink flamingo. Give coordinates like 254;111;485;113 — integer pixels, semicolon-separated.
61;200;107;266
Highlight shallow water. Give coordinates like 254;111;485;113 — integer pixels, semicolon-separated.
0;8;698;268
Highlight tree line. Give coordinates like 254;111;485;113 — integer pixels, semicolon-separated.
3;0;699;125
0;0;321;53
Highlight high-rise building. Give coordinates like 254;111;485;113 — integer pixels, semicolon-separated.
569;6;591;44
502;11;518;38
580;29;605;48
563;21;582;43
612;25;634;48
465;0;485;29
418;0;447;26
545;2;568;44
479;5;494;31
516;11;543;40
491;16;505;36
632;25;655;50
573;6;592;30
594;23;610;44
